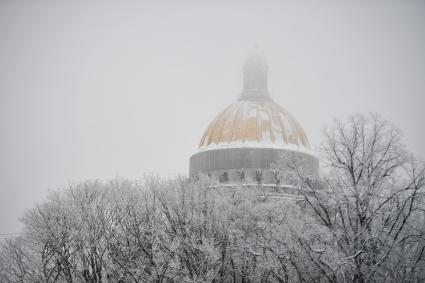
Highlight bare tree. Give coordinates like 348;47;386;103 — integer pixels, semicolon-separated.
293;113;425;282
0;237;43;282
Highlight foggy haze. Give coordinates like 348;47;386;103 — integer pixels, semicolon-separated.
1;0;424;235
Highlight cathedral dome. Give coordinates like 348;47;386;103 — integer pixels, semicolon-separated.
199;100;311;151
189;50;318;183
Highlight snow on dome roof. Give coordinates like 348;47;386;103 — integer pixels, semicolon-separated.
199;100;311;151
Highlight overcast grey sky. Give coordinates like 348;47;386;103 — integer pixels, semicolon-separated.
1;0;424;234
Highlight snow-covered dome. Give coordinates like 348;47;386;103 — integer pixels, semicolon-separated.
198;49;310;152
199;100;311;151
190;50;318;182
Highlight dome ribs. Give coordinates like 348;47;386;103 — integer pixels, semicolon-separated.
202;105;231;147
275;103;310;149
255;103;261;142
220;105;238;143
245;103;257;142
230;102;244;143
274;106;289;145
198;100;311;151
213;104;236;145
263;102;275;143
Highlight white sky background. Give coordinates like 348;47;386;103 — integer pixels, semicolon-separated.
0;0;424;234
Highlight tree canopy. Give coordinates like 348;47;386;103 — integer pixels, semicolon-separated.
1;113;424;283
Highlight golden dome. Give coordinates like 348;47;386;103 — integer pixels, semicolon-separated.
199;100;311;150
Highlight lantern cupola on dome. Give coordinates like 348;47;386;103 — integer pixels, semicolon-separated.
240;49;270;101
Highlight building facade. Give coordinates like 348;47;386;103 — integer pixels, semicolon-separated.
190;51;319;187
